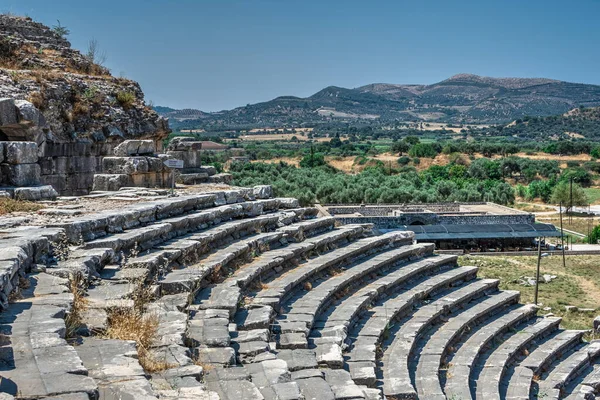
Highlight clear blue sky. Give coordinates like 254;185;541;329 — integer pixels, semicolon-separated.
4;0;600;111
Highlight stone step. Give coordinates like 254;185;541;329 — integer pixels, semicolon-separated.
159;231;286;296
505;329;586;400
195;224;369;318
444;304;540;400
563;364;600;400
347;266;479;364
323;368;368;399
415;290;521;399
81;199;302;254
475;317;562;400
230;223;371;290
252;231;413;310
0;273;97;398
315;254;458;337
124;209;313;273
75;338;158;400
536;341;600;399
382;278;501;399
278;243;434;340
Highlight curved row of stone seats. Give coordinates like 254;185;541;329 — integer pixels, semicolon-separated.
312;253;457;350
63;207;318;310
238;232;412;362
506;329;587;400
251;231;412;311
414;290;522;399
381;278;500;398
475;317;562;400
346;266;478;370
123;208;322;276
80;212;326;332
444;304;541;399
535;341;600;399
563;365;600;400
147;217;371;375
186;224;374;365
276;243;434;351
194;222;366;316
50;188;294;242
0;226;63;308
158;220;359;298
80;198;303;255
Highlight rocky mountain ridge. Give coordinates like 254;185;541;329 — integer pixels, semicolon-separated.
158;73;600;128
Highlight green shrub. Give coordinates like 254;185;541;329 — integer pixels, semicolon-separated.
116;91;136;110
397;156;410;166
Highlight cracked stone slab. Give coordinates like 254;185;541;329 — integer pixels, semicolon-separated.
276;349;318;371
191;346;236;366
247;359;291;388
296;377;335;400
206;379;265;400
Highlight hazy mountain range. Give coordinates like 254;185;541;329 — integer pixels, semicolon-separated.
156;74;600;128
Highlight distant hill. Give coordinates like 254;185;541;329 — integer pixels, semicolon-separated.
477;105;600;139
156;74;600;128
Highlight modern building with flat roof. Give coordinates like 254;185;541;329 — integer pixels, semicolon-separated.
322;202;560;251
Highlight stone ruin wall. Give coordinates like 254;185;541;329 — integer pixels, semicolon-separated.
0;15;171;197
326;203;466;216
334;213;535;229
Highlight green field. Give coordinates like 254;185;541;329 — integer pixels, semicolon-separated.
584;188;600;204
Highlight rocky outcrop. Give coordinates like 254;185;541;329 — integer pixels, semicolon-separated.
0;14;170;195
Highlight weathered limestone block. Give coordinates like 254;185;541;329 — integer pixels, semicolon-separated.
253;185;273;199
1;163;41;186
167;150;202;169
14;100;46;127
102;157;150;174
13;185;58;201
130;172;159;188
200;165;217;176
167;137;203;151
210;173;233;184
113;140;155;156
178;173;209;185
147;156;166;172
0;98;18;126
92;173;130;191
4;141;38;164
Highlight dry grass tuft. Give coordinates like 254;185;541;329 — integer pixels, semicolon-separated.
251;280;269;291
104;309;171;372
116;90;136;110
0;198;44;215
28;91;46;110
65;272;88;338
104;277;172;372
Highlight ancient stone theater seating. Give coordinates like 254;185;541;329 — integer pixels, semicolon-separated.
1;186;599;399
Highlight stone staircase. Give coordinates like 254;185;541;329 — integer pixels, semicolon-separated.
1;186;600;399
